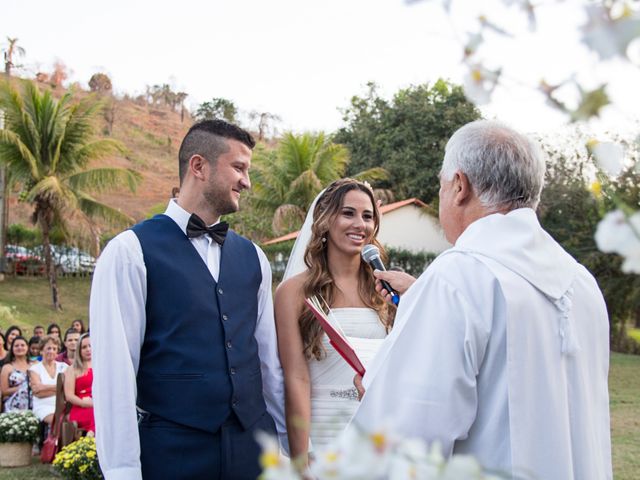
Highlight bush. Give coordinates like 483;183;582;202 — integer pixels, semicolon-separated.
53;436;104;480
0;411;40;443
386;247;437;277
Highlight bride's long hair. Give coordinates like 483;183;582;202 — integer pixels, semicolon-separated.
300;178;394;360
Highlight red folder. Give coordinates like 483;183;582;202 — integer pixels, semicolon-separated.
304;297;366;376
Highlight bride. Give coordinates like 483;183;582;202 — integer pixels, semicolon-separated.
275;178;394;469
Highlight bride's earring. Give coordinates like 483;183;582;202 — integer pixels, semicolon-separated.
321;236;327;243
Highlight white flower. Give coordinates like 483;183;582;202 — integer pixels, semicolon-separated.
590;140;626;176
463;65;500;105
595;210;640;273
581;5;640;60
464;32;484;59
255;431;298;480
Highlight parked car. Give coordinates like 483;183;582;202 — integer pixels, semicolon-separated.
3;245;46;275
33;245;96;274
4;244;96;275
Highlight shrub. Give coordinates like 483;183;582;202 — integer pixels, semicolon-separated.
0;411;40;443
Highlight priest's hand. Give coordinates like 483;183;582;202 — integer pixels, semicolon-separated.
354;374;365;401
374;270;416;302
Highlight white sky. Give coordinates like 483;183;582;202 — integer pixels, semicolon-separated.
2;0;639;136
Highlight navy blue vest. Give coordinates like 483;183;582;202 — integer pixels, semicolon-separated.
133;214;268;432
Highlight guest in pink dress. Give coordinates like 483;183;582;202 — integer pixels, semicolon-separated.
63;333;95;433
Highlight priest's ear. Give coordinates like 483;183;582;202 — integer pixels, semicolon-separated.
452;171;473;206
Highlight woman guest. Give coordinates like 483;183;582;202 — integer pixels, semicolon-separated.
4;325;22;352
46;323;61;339
275;179;394;468
0;333;7;366
1;336;32;412
29;335;67;425
64;333;95;433
71;319;86;334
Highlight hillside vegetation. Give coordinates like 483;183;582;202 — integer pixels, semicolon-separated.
6;80;191;238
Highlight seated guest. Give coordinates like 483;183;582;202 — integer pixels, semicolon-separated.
0;333;7;366
28;336;42;362
46;323;61;340
71;319;86;334
29;335;67;425
64;333;95;433
4;326;22;352
1;336;32;412
56;329;80;366
33;325;45;338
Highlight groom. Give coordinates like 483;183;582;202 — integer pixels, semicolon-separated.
354;120;612;479
90;120;286;479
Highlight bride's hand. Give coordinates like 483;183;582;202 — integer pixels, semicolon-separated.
353;374;365;400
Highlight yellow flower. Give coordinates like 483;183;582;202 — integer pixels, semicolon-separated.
87;450;96;459
370;432;387;452
590;181;603;198
79;464;88;473
259;452;280;469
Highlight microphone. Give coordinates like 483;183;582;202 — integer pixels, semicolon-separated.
361;244;400;305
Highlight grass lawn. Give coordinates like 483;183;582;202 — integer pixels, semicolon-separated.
0;276;92;334
0;277;638;478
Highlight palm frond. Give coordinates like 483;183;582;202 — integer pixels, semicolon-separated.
351;167;390;183
76;192;135;227
24;176;76;210
66;167;142;193
0;129;39;179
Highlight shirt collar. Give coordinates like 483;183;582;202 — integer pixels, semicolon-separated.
164;199;221;236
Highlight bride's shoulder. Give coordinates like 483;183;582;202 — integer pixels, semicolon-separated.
275;271;308;300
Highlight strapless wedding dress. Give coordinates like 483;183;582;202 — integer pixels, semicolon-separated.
307;307;386;450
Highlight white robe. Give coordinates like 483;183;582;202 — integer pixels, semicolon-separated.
353;208;612;480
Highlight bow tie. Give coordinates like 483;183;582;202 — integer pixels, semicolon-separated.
186;214;229;245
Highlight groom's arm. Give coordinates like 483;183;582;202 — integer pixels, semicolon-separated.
253;244;289;454
91;231;146;480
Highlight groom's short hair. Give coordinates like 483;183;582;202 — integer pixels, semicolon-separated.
178;119;255;183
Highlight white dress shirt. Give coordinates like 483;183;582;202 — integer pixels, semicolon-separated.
90;200;286;480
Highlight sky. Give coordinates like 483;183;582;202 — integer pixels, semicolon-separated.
2;0;639;136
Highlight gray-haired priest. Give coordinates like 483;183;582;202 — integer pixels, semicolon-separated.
354;120;612;480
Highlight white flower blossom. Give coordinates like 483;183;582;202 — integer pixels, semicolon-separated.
463;65;501;105
581;4;640;60
590;140;626;176
595;210;640;273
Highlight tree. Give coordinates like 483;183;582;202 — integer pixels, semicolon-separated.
537;138;640;351
0;80;142;309
195;98;237;123
88;73;113;93
249;111;281;141
335;80;481;205
250;132;387;235
3;37;25;75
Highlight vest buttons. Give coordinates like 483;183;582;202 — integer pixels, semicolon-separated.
232;398;238;407
222;314;228;321
230;367;236;375
218;288;224;295
226;341;232;349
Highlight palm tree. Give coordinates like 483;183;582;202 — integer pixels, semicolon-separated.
251;132;388;235
0;80;141;309
3;37;25;75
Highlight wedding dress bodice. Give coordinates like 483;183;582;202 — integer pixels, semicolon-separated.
307;307;386;449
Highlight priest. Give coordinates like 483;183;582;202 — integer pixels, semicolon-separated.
353;120;612;480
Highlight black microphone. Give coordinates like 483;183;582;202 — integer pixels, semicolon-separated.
361;244;400;305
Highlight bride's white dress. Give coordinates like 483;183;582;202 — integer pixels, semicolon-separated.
308;307;386;450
